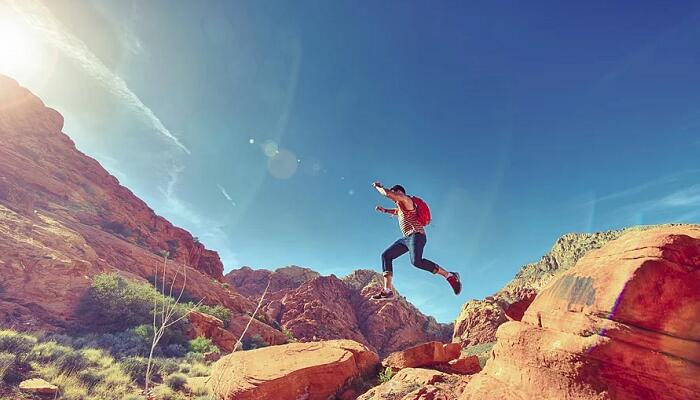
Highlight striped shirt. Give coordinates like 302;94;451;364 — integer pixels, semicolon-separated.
397;200;425;237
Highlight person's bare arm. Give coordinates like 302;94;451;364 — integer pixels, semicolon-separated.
372;182;406;203
375;206;398;215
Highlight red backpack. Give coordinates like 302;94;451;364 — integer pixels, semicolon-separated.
410;196;431;226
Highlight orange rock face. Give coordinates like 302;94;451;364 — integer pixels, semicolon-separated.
460;225;700;400
0;75;284;345
208;339;379;400
227;267;453;356
383;341;461;370
453;227;665;348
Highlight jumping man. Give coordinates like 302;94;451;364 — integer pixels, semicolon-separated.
371;182;461;300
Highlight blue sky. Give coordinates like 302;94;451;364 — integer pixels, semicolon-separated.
2;0;700;322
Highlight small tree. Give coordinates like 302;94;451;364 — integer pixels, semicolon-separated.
144;251;202;393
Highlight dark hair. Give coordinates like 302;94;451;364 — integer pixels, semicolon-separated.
390;185;406;194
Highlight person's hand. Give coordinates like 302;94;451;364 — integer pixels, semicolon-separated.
372;181;383;188
375;205;385;213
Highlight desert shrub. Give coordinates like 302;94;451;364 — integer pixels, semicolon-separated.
56;349;90;373
178;363;191;374
378;366;394;384
0;329;37;354
78;368;105;388
242;334;268;350
78;273;167;332
165;372;187;390
463;342;496;368
156;358;180;375
152;385;185;400
28;341;72;363
188;337;219;354
190;304;232;327
184;351;204;364
282;328;297;343
122;395;144;400
51;373;90;400
80;347;114;369
120;356;154;384
187;363;210;377
0;352;15;382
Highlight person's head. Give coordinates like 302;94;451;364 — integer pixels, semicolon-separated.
389;184;406;194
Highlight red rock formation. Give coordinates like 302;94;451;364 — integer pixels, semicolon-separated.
460;225;700;400
382;341;461;370
0;75;285;345
208;339;379;400
453;226;670;347
358;368;470;400
446;356;481;375
226;267;453;356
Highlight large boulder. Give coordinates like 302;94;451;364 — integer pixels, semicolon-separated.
453;227;662;347
208;339;379;400
383;341;461;370
460;225;700;400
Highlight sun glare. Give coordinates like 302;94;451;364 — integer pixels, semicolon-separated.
0;8;53;82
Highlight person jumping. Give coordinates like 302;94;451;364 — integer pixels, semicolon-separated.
371;181;461;300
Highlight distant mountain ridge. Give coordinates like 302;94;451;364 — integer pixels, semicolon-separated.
226;266;452;356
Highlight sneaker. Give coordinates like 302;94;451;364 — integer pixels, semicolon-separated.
447;272;461;295
371;289;394;300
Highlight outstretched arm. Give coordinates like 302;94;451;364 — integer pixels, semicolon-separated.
375;206;398;215
372;182;403;202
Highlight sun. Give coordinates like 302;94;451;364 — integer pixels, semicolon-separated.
0;8;54;82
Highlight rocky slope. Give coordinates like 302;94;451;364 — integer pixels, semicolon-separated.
453;225;671;347
226;267;453;356
460;225;700;399
0;75;285;344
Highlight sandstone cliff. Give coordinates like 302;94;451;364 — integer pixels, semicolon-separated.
453;225;674;347
0;75;285;344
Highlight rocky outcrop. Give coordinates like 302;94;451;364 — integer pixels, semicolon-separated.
383;341;461;370
18;378;58;395
208;339;379;400
358;368;470;400
226;267;453;356
0;75;285;345
460;225;700;400
453;225;670;347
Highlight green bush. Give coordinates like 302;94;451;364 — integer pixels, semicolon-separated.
187;363;210;378
122;395;145;400
188;337;219;354
165;372;188;390
78;368;104;388
378;366;394;384
282;328;297;343
0;330;37;355
56;349;90;373
154;358;179;376
190;304;232;328
119;356;155;384
152;385;185;400
0;352;15;382
28;341;73;363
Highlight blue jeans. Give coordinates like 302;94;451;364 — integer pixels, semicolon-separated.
382;232;439;276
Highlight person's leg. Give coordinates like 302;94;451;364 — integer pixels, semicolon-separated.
407;233;462;295
407;233;440;274
381;238;408;291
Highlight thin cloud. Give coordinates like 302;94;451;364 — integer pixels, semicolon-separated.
217;184;237;207
7;0;189;154
157;169;240;267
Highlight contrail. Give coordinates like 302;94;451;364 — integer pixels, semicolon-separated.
217;184;237;207
6;0;190;154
